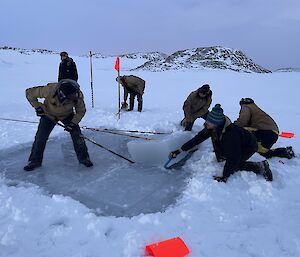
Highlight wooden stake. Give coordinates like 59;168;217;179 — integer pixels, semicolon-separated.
117;58;121;120
89;50;94;108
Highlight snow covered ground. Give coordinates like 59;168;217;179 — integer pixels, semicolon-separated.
0;50;300;257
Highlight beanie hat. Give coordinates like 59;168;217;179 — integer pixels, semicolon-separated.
197;84;210;96
206;104;225;126
116;76;124;82
60;51;68;57
58;79;79;96
240;98;254;105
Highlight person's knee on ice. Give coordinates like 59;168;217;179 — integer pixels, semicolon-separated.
182;84;212;131
170;104;273;182
235;98;293;160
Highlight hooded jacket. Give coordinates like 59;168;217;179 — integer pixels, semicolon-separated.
26;82;86;124
234;103;279;133
58;57;78;82
183;89;212;122
120;75;145;100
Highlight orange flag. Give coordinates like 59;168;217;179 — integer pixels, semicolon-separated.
114;56;120;71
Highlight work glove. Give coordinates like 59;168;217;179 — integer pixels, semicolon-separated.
121;102;128;109
169;149;182;159
64;122;76;132
213;176;227;183
35;106;45;117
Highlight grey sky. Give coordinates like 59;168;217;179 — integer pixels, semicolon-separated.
1;0;299;69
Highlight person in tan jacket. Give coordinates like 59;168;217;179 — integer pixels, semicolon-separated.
181;84;212;131
24;79;93;171
117;75;145;112
235;98;295;159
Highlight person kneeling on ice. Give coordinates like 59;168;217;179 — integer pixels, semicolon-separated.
116;75;145;112
169;104;273;182
24;79;93;171
181;84;212;131
234;98;295;159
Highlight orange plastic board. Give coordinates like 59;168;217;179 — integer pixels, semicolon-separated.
145;237;190;257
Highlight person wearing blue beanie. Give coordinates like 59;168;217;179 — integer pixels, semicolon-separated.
170;104;273;182
206;104;225;126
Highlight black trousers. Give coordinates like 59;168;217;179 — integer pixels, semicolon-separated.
129;93;143;111
252;130;278;149
28;116;90;165
251;129;292;158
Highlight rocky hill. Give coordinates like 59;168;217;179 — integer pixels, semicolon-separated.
133;46;271;73
88;51;167;61
0;46;58;55
118;52;168;61
274;68;300;72
1;45;270;73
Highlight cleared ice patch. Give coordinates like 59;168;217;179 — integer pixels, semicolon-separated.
0;132;193;217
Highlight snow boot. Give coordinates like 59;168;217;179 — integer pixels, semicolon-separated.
80;159;93;167
23;162;41;171
240;161;273;181
137;101;143;112
261;160;273;181
265;147;295;159
286;146;295;158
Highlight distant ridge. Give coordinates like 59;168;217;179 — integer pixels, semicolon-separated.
133;46;271;73
1;45;270;73
0;46;58;55
274;68;300;72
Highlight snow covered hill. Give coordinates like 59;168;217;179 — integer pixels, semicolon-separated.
0;46;58;55
118;52;168;61
1;45;270;73
134;46;271;73
274;67;300;72
81;51;167;62
0;50;300;257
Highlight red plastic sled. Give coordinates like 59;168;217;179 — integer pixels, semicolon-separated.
145;237;190;257
279;132;295;138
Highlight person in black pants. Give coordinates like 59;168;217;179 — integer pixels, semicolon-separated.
170;104;273;182
24;79;93;171
58;51;78;82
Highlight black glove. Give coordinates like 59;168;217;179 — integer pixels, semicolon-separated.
64;122;76;132
213;176;227;183
121;102;128;109
169;149;181;159
35;106;45;117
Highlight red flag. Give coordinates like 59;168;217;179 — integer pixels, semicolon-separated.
279;132;295;138
114;56;120;71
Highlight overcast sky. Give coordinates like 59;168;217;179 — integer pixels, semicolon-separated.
1;0;299;69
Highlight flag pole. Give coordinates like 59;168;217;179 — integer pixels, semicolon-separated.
114;56;121;120
89;50;94;108
118;69;121;119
